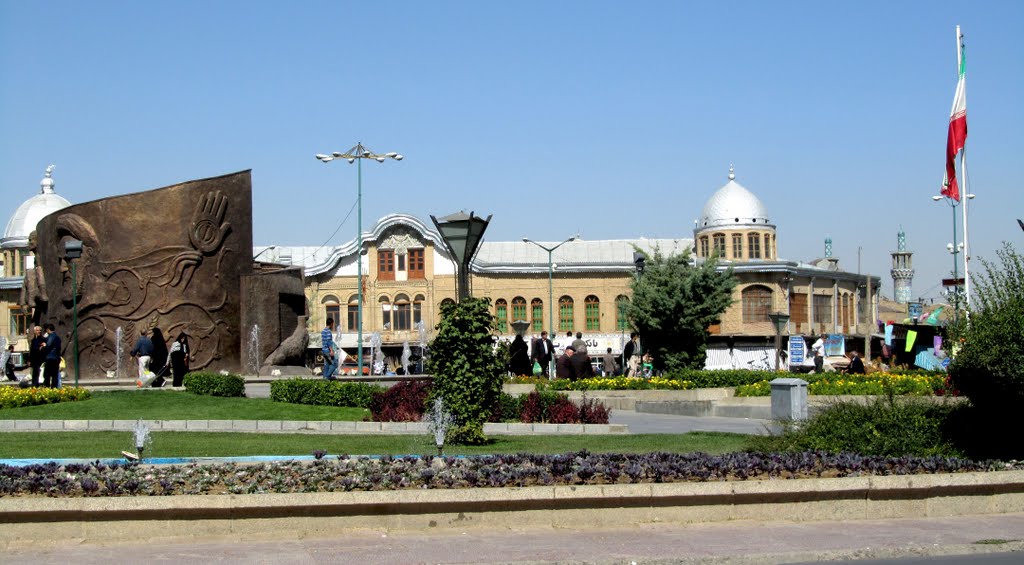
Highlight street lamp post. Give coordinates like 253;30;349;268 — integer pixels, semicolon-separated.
767;312;791;371
316;143;402;378
932;193;974;323
64;240;83;386
523;236;575;375
432;211;492;301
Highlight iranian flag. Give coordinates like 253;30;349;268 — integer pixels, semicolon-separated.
942;31;967;202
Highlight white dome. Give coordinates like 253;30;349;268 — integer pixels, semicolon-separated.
1;166;71;249
695;167;772;232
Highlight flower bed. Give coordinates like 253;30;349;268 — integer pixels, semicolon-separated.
509;370;950;397
0;386;91;409
0;450;1011;498
735;373;949;397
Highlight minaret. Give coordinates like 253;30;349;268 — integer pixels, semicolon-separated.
824;237;839;270
891;227;914;304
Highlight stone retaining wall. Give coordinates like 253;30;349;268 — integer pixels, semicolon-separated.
2;470;1022;547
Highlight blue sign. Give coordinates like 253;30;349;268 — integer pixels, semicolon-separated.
788;336;806;365
941;358;951;370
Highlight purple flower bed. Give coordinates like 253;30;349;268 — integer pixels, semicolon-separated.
0;451;1016;498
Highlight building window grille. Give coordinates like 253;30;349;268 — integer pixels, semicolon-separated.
742;285;772;323
378;250;395;281
616;295;630;331
511;296;527;324
394;293;412;331
731;234;743;260
699;236;709;258
494;299;508;332
531;299;543;332
813;294;833;324
408;249;425;279
380;296;392;330
712;233;726;257
558;296;574;332
748;233;762;259
347;295;359;331
585;295;600;331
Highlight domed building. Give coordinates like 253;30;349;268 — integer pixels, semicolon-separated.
694;167;879;369
1;166;71;353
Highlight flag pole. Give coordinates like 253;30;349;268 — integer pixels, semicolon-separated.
956;25;971;310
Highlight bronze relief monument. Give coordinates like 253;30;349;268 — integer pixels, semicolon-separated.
23;170;307;377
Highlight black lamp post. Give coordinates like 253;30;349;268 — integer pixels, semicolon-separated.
431;211;492;301
767;312;791;371
64;239;83;386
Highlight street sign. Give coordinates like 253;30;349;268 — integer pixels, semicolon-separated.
788;336;805;365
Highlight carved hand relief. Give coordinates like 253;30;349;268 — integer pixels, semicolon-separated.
190;190;232;254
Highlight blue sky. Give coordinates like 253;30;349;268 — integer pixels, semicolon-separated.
2;1;1022;302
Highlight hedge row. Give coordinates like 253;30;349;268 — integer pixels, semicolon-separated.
269;378;380;408
183;372;246;397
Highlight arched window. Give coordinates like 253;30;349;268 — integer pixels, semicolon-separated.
346;294;359;331
699;236;709;258
731;233;743;260
558;295;574;332
511;296;527;323
742;285;772;323
748;233;762;259
616;295;630;331
440;298;455;310
379;296;392;330
394;293;411;331
322;295;340;329
585;295;600;331
494;299;508;332
531;298;544;332
712;233;726;257
413;294;425;325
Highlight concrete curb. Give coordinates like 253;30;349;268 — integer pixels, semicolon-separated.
0;420;629;435
2;470;1023;546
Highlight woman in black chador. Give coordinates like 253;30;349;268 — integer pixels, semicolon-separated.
508;334;533;377
167;333;192;387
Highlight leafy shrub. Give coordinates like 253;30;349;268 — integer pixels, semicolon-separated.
0;386;91;409
578;396;611;424
950;243;1024;412
270;378;378;408
183;372;245;397
518;391;610;424
370;380;432;422
735;373;947;397
751;397;962;457
491;392;522;422
427;298;505;444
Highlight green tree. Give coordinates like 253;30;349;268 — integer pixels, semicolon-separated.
427;297;504;445
627;249;737;372
949;243;1024;411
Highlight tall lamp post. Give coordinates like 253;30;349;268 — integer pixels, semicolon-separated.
432;211;492;301
767;312;790;371
64;240;83;386
523;236;575;369
316;143;402;378
932;193;974;322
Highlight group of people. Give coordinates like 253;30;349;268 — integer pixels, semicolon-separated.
809;335;865;374
513;331;645;382
19;324;64;388
130;328;193;387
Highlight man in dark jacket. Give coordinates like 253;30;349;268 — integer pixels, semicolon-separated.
569;348;595;381
555;346;576;380
531;331;554;378
42;323;62;388
29;325;45;386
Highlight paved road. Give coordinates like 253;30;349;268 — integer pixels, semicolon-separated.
3;514;1022;564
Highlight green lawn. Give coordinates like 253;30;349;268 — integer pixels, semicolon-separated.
0;431;753;459
0;390;368;421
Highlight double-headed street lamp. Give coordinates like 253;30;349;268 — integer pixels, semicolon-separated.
522;236;575;373
316;143;402;378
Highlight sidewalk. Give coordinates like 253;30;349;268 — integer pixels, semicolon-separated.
4;514;1023;564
